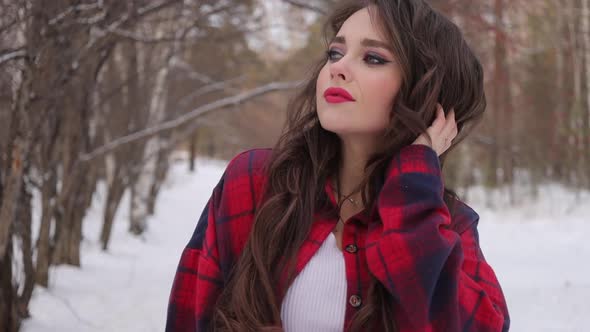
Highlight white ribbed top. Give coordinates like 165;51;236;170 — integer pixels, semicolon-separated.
280;232;347;332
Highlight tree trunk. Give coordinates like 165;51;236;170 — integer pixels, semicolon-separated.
582;0;590;187
0;138;26;259
52;165;95;266
130;26;172;235
189;131;198;172
35;170;56;286
553;0;567;181
0;233;18;332
148;145;170;216
100;172;126;251
569;0;583;186
16;184;34;319
486;0;507;193
68;170;95;264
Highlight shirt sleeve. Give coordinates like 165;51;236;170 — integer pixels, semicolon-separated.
165;174;225;332
365;144;510;332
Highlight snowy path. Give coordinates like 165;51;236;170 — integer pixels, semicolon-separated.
21;159;590;332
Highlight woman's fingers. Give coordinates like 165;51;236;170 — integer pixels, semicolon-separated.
413;104;459;156
440;108;457;142
430;104;446;133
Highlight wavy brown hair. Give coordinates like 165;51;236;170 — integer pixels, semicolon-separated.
212;0;486;331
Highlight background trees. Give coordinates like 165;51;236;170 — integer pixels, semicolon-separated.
1;0;588;330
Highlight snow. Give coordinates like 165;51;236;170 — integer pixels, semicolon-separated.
21;156;590;332
469;185;590;332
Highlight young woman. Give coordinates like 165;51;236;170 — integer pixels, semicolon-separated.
166;0;510;331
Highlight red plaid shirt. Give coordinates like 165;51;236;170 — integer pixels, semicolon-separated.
166;144;510;331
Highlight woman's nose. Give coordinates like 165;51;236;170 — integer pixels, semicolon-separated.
329;58;351;82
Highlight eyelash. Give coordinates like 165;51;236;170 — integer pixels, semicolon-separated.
325;49;390;65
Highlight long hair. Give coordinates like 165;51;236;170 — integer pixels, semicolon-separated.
212;0;486;331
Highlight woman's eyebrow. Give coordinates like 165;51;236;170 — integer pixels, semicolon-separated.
331;35;393;53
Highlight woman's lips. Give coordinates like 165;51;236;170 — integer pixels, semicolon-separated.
325;95;354;103
323;87;355;103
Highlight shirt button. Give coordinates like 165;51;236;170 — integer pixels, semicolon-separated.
349;295;362;308
345;244;358;253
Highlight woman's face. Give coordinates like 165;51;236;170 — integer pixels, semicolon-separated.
316;7;402;141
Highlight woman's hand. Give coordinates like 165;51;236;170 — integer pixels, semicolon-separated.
412;104;457;156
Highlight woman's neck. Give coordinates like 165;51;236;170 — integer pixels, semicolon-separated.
336;135;376;200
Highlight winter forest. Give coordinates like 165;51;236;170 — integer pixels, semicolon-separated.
0;0;589;331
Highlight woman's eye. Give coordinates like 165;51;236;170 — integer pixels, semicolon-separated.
326;49;342;61
364;53;388;65
326;49;390;66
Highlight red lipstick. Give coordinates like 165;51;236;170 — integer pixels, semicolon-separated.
323;87;355;103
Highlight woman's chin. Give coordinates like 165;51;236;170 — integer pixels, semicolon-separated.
319;121;387;143
318;120;350;134
318;123;365;138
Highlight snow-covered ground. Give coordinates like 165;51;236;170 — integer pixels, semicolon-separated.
21;157;590;332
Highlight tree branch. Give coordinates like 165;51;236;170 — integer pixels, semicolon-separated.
78;81;301;162
48;2;103;26
0;48;26;66
83;0;182;51
282;0;328;15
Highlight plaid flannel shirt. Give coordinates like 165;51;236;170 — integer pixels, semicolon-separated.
166;144;510;332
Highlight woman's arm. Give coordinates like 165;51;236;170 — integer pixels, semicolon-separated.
165;149;269;332
165;175;225;332
366;144;510;331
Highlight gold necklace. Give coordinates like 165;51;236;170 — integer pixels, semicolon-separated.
345;196;358;206
333;216;345;234
333;178;360;207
